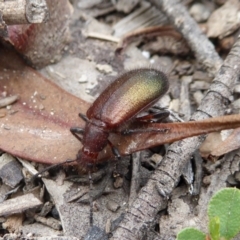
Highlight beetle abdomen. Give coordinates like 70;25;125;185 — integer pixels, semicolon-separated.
87;68;169;127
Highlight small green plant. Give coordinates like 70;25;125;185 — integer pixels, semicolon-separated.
177;188;240;240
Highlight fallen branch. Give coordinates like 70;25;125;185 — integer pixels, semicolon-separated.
149;0;223;76
0;0;48;25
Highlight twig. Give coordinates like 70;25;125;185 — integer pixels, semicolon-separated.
110;35;240;240
148;0;223;75
128;152;141;207
86;32;119;43
0;0;48;25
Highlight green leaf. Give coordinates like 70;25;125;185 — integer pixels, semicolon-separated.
177;228;206;240
208;188;240;239
209;216;220;240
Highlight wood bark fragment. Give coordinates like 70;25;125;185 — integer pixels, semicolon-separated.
34;215;62;230
110;35;240;240
0;193;42;216
128;152;141;207
0;153;23;188
0;0;48;25
6;0;73;68
148;0;223;75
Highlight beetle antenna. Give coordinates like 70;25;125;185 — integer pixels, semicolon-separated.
88;171;94;227
31;159;77;182
79;113;89;122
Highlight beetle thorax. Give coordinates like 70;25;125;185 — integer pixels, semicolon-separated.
81;120;109;161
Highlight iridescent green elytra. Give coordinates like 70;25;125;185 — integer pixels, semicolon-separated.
87;68;169;127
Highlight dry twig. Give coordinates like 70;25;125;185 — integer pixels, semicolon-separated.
0;0;48;25
149;0;223;75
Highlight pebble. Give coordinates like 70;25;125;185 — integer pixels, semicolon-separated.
157;94;171;108
232;98;240;111
169;99;180;112
190;81;210;90
142;51;150;59
106;200;120;212
189;3;211;23
233;84;240;94
96;64;113;74
193;90;204;106
78;74;88;83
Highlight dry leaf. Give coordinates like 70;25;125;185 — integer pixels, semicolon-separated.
0;45;89;165
210;127;240;157
207;0;240;39
194;132;222;158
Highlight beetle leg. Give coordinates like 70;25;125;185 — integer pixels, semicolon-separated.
70;127;85;134
122;127;170;135
107;139;121;160
151;106;185;122
135;109;170;123
77;167;111;204
78;113;89;122
70;127;85;142
88;171;94;226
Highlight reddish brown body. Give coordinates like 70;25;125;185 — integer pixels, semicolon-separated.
72;68;169;172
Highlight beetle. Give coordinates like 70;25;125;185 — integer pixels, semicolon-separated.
70;68;169;173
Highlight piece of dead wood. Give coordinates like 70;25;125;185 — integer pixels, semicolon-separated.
6;0;72;68
179;76;191;120
0;153;23;188
110;34;240;240
113;0;140;14
0;193;42;216
20;222;64;238
0;0;48;25
128;152;141;207
148;0;223;75
34;215;62;230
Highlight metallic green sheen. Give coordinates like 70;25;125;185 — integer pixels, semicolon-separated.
87;68;169;127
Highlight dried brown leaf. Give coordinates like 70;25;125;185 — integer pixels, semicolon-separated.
207;0;240;39
0;45;89;165
210;127;240;157
199;132;223;158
